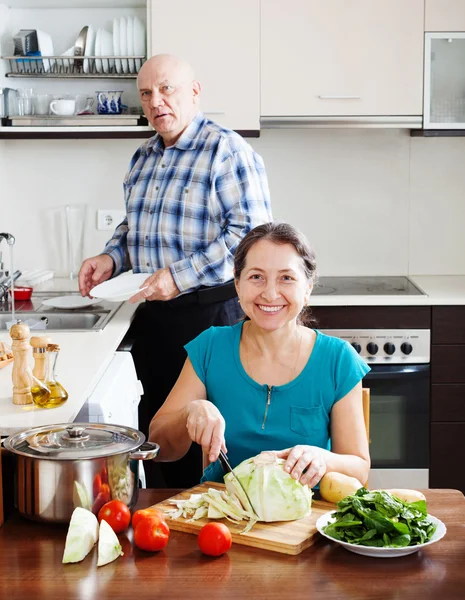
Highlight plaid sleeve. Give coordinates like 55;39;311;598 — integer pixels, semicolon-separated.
170;146;272;293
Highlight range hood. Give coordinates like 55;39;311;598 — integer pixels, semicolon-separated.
260;116;423;129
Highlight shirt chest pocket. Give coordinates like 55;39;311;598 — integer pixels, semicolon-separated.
290;405;323;437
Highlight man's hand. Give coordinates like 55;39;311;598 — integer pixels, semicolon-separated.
78;254;115;297
129;267;180;303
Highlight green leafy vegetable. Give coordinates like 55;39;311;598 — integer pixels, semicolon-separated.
323;488;437;548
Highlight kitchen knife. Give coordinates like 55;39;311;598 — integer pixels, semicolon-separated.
218;449;259;518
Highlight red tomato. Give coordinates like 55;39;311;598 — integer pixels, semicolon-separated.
134;516;170;552
98;500;131;534
197;523;232;557
92;474;102;499
132;508;166;530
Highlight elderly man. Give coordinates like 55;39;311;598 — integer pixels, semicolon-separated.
79;54;272;488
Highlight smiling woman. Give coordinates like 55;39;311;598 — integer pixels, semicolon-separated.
149;222;371;490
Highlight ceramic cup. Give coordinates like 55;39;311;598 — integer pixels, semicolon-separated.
96;90;123;114
50;99;76;116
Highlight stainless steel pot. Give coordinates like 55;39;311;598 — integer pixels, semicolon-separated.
3;422;159;524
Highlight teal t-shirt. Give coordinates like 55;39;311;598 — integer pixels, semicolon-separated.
185;321;370;483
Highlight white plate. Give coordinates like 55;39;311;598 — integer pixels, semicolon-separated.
83;24;95;74
113;17;121;74
36;29;55;72
119;16;128;74
94;28;102;73
133;16;145;72
126;15;135;74
41;296;102;310
99;28;114;73
90;273;148;302
316;510;447;558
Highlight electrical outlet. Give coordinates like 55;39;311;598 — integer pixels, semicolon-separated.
97;209;126;231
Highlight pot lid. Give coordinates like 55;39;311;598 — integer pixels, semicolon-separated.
3;422;145;460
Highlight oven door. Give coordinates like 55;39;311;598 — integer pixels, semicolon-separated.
364;363;430;489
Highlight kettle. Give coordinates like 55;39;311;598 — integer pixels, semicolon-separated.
0;88;19;118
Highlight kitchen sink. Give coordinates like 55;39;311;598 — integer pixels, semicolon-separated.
0;293;123;332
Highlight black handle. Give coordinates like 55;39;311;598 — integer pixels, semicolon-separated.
365;364;429;380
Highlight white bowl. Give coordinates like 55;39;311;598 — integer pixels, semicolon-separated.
90;273;149;302
316;510;447;558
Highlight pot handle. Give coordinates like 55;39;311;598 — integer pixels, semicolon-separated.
129;441;160;461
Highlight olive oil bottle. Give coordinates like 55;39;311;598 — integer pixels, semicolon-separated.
42;343;68;408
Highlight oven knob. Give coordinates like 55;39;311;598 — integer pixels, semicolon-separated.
384;342;396;355
366;342;378;355
401;342;413;355
351;342;362;354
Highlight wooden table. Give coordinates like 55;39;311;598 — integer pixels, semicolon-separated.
0;488;464;600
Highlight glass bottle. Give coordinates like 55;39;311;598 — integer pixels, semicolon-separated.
30;375;51;408
43;343;68;408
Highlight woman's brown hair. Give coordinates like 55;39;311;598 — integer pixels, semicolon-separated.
234;222;318;327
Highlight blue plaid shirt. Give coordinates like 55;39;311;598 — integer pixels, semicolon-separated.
102;113;272;294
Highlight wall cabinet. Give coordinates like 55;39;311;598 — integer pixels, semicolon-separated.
425;0;465;31
149;0;260;132
260;0;424;121
430;306;465;493
424;33;465;129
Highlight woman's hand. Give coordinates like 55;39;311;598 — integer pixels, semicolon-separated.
185;400;226;463
275;445;327;488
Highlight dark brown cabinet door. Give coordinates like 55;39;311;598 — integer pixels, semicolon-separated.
430;423;465;492
432;306;465;344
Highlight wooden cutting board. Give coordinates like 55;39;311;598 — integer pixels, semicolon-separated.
150;481;335;555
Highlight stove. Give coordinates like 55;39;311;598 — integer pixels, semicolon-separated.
312;276;426;296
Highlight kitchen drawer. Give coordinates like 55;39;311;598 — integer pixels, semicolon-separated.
431;346;465;383
432;306;465;344
431;384;465;422
311;306;431;330
430;423;465;493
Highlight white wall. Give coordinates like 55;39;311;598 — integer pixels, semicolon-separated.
1;128;465;277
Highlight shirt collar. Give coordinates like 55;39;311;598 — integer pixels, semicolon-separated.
144;112;206;154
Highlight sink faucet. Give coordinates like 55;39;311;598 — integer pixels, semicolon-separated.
0;233;19;303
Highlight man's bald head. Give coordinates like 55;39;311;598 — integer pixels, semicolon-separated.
137;54;201;146
138;54;195;85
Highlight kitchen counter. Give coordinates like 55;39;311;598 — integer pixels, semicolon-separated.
0;278;139;436
310;275;465;306
0;488;463;600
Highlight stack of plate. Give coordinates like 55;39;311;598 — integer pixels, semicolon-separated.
112;15;145;74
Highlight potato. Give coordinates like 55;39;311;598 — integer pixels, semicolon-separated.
380;488;426;503
319;472;364;504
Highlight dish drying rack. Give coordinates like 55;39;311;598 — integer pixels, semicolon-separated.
1;55;146;78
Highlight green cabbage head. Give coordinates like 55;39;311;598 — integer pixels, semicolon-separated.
225;451;313;522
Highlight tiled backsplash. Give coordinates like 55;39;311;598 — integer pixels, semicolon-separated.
2;128;465;277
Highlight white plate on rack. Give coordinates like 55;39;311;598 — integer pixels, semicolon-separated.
126;15;135;74
36;29;55;72
119;16;128;74
90;273;149;302
41;296;102;310
99;28;114;73
113;17;121;74
83;25;96;74
94;28;102;73
316;510;447;558
133;16;145;72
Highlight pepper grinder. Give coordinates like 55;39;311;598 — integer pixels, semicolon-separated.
9;321;33;405
30;336;52;382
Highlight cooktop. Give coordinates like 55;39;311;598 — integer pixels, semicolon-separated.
312;276;426;296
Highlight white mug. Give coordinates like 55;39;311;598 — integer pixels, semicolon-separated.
50;99;76;116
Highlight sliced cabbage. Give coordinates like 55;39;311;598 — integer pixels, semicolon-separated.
62;507;99;564
166;451;312;532
97;519;123;567
227;452;312;522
